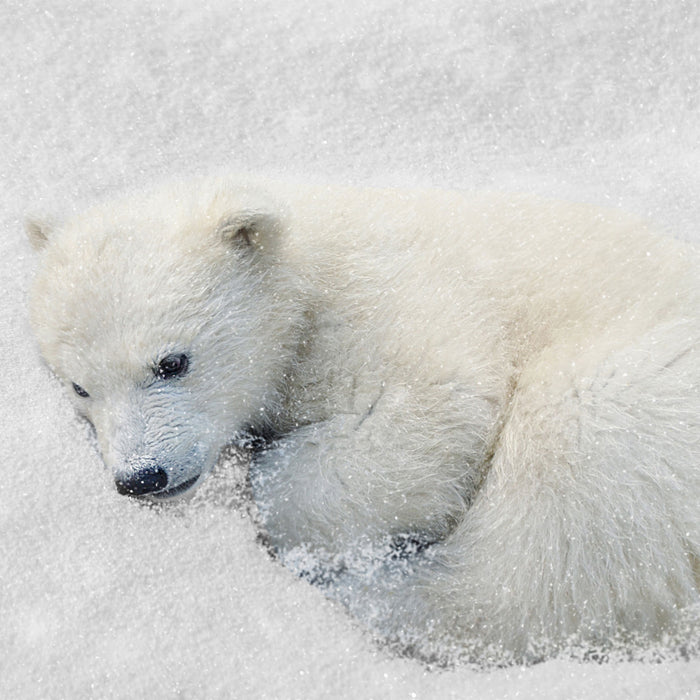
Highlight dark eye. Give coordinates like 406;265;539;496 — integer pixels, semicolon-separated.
155;353;189;380
72;382;90;398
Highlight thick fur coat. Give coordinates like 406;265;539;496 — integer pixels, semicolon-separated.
28;178;700;659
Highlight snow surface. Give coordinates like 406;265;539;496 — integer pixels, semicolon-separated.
3;1;700;697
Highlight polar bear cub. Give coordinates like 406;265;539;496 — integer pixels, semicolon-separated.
27;177;700;659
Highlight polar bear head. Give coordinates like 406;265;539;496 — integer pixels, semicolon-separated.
27;180;303;499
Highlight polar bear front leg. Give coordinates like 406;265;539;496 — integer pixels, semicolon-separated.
250;381;498;558
250;419;372;554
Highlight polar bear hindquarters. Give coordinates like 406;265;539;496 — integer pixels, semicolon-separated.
396;317;700;655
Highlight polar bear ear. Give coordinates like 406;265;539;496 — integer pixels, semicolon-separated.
25;216;55;252
216;209;282;254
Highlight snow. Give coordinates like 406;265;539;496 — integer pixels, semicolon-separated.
2;1;700;697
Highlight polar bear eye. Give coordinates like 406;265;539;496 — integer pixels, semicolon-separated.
155;353;189;380
72;382;90;398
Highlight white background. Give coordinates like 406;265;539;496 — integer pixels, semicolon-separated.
3;1;700;697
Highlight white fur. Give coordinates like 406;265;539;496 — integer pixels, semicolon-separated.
28;177;700;659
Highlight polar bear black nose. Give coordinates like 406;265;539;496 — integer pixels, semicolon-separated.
115;465;168;496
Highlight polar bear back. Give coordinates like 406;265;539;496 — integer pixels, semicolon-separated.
270;183;698;378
